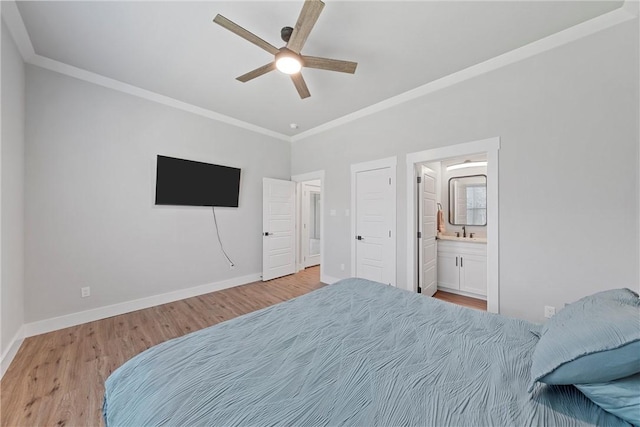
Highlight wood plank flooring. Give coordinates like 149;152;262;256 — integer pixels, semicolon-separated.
1;269;485;427
1;267;323;427
433;290;487;311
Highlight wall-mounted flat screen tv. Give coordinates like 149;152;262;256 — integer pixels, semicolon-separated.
155;155;241;207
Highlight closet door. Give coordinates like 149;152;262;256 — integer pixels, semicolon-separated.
354;167;394;285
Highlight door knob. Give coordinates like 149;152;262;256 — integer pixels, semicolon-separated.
264;232;270;236
356;235;364;241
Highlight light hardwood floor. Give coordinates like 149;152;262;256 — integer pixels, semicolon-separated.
433;290;487;311
1;269;485;426
1;267;323;427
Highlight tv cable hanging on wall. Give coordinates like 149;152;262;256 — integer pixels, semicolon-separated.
212;207;235;267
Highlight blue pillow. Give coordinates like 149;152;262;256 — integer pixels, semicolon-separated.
575;372;640;426
529;288;640;391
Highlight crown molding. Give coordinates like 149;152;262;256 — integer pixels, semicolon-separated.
3;1;636;145
291;3;637;142
1;1;35;61
29;55;291;142
1;1;290;143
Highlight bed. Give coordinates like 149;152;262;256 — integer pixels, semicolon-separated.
103;278;634;426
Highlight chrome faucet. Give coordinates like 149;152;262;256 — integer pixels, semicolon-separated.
462;226;466;238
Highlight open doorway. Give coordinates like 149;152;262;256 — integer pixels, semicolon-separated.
301;180;321;269
292;171;325;282
417;155;488;309
406;137;500;313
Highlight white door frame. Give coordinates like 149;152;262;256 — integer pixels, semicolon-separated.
350;156;397;285
406;138;500;313
292;171;325;281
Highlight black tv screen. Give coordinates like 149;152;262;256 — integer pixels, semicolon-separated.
155;155;241;207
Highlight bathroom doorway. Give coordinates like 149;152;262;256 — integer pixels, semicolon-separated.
301;180;321;268
417;155;488;306
292;171;325;280
406;137;500;313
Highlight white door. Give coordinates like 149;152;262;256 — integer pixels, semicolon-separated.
355;168;394;285
419;167;438;296
262;178;296;281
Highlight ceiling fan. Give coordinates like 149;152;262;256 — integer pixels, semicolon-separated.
213;0;357;99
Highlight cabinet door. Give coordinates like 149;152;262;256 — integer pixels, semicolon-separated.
459;254;487;296
437;252;459;290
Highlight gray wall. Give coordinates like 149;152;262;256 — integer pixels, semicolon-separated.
1;20;25;352
291;20;639;322
24;66;290;322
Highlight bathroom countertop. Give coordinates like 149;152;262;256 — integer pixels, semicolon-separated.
437;233;487;243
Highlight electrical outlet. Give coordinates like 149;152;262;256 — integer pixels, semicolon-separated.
81;287;91;298
544;306;556;318
340;263;345;271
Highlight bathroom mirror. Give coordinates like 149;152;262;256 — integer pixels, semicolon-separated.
448;175;487;226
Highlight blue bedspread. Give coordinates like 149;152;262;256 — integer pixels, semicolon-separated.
103;278;628;426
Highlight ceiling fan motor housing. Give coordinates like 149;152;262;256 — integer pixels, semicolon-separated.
281;26;294;43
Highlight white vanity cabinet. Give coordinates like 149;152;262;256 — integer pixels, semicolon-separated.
437;240;487;298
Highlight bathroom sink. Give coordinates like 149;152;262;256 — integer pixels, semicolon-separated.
436;234;487;243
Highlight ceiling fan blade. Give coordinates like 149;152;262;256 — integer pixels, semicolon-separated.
236;62;276;83
213;14;279;56
286;0;325;54
302;56;357;74
291;73;311;99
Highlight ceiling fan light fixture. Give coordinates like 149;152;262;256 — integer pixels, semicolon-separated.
275;50;302;75
213;0;357;99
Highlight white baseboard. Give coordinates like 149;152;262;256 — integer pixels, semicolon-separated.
1;326;25;379
321;274;343;284
23;273;262;338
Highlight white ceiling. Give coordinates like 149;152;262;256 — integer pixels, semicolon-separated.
15;1;622;136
